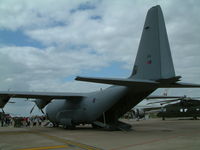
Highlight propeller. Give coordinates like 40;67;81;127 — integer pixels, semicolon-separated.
40;109;44;114
30;104;36;114
1;108;5;114
147;99;180;105
27;99;45;115
29;104;45;114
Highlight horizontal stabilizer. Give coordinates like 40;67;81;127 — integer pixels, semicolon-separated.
75;76;158;87
76;76;200;88
158;82;200;88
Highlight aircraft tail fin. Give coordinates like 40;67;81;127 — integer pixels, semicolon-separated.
75;6;200;88
131;5;175;81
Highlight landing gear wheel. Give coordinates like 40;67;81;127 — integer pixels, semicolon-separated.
53;123;59;127
92;123;101;129
193;116;197;120
63;124;76;130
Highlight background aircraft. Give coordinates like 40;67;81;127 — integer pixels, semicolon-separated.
0;5;200;131
129;89;175;120
125;104;161;120
147;96;200;120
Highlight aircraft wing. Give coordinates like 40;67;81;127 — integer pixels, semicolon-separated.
0;91;85;108
0;91;85;100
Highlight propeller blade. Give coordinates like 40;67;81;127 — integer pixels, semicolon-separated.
40;109;45;114
160;101;178;105
187;99;200;101
191;97;200;99
147;99;180;105
146;96;180;100
30;104;36;114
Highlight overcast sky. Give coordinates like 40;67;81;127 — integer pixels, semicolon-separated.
0;0;200;116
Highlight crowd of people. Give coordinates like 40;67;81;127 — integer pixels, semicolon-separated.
0;112;48;127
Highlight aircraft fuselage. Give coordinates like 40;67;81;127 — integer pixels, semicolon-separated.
46;85;156;127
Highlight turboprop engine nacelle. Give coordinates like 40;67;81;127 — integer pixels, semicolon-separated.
0;96;10;108
35;98;51;109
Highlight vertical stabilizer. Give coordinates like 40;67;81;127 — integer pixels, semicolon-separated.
131;5;175;80
75;5;200;88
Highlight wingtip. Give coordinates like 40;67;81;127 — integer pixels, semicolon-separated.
75;76;82;81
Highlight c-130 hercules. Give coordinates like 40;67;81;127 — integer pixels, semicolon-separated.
0;5;200;130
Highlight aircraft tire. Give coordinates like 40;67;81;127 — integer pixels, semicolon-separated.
63;124;76;130
193;116;197;120
53;123;59;127
92;123;101;129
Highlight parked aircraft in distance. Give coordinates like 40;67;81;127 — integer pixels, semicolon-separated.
147;96;200;120
129;89;173;120
126;104;161;120
0;5;200;130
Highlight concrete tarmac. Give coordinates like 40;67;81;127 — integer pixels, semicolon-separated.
0;118;200;150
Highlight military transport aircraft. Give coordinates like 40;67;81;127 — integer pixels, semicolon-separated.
0;5;200;130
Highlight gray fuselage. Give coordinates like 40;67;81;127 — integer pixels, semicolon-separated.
46;85;156;125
